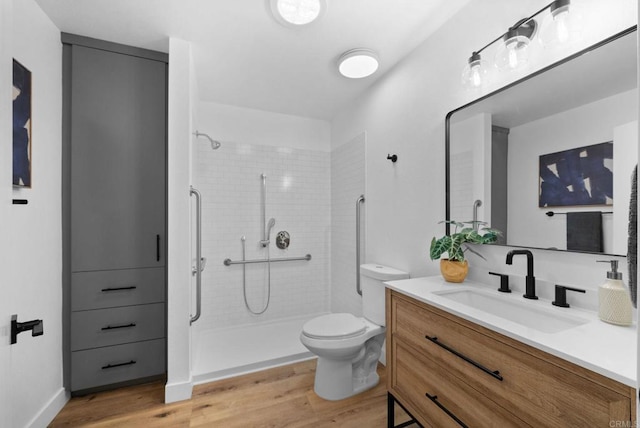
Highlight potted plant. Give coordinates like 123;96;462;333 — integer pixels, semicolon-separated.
430;220;500;283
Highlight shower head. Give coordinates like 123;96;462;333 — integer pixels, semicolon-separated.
260;218;277;247
267;218;276;236
194;130;221;150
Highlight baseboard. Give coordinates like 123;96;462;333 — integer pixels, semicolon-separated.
27;387;69;428
164;379;193;403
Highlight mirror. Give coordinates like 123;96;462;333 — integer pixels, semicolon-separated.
446;27;638;256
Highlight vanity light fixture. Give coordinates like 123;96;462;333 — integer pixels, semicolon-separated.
270;0;326;27
461;51;488;89
539;0;583;49
338;49;379;79
494;19;537;72
461;0;581;89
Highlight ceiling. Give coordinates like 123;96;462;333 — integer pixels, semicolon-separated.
34;0;469;120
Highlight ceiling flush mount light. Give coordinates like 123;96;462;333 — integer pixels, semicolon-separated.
338;49;379;79
270;0;326;27
461;0;581;90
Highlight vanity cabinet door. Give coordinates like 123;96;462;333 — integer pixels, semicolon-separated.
387;290;635;427
391;339;529;428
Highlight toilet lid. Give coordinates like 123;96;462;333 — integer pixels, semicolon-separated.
302;313;367;339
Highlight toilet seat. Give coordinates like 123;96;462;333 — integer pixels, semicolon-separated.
302;313;367;340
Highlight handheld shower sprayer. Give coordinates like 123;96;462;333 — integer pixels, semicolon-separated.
261;218;276;247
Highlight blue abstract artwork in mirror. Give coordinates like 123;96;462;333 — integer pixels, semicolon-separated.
539;142;613;207
13;59;31;188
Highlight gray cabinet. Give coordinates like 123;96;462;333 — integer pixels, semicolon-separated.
62;34;167;394
70;44;167;272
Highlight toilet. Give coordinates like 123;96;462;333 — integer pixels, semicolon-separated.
300;263;410;400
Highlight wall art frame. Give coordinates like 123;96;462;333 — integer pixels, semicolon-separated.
13;59;32;188
539;141;613;208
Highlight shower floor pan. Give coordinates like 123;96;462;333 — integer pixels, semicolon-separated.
192;313;325;384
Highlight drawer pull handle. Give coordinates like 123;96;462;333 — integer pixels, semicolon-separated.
426;335;503;381
101;323;137;331
101;286;137;292
101;360;136;370
426;393;469;428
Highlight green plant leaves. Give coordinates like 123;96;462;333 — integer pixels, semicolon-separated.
430;221;500;262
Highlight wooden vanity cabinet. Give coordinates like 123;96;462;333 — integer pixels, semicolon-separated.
386;289;636;428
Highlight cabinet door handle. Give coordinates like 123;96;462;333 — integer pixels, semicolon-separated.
426;335;503;381
425;393;468;428
101;360;136;370
101;322;136;331
156;234;161;262
101;286;137;292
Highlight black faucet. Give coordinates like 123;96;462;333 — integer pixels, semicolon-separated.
505;249;538;300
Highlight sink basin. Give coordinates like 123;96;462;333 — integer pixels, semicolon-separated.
432;288;589;333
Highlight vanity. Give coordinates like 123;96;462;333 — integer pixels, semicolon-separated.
393;17;640;427
385;276;637;427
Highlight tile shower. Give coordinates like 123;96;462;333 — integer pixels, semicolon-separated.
191;133;365;382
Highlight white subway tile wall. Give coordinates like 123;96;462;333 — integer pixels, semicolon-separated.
192;141;331;331
331;133;366;315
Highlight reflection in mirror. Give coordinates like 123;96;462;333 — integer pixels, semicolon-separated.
446;27;638;256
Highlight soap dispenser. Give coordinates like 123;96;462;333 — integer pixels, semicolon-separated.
597;260;632;326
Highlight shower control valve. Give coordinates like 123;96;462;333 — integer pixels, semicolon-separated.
276;231;290;249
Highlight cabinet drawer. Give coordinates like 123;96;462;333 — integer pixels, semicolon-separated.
389;292;632;427
71;268;165;311
71;303;165;351
391;339;529;428
71;338;165;392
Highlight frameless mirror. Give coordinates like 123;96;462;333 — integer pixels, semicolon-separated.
446;27;638;256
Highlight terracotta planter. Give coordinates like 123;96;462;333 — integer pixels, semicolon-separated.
440;259;468;283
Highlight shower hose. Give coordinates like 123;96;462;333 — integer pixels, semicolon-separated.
241;236;271;315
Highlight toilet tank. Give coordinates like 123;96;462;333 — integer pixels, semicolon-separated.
361;264;410;325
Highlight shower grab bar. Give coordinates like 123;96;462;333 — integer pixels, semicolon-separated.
261;173;268;246
356;194;365;296
472;199;482;231
224;254;311;266
190;186;203;325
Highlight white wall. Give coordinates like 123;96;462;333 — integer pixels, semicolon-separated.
198;102;331;151
191;102;332;331
0;2;13;425
0;0;67;426
508;89;637;254
331;132;366;315
330;0;637;309
450;113;492;224
165;37;195;403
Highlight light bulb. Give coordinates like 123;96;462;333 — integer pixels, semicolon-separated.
461;52;488;90
554;10;570;43
495;34;531;72
507;44;519;69
470;64;482;87
539;0;582;49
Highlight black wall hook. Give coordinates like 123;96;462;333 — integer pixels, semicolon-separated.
387;154;398;163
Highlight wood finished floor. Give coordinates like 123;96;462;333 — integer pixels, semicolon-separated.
50;360;413;427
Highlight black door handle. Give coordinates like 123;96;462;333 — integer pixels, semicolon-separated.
101;322;136;331
101;360;136;370
426;335;503;381
426;393;468;428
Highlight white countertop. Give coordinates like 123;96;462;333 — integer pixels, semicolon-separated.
385;276;637;388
